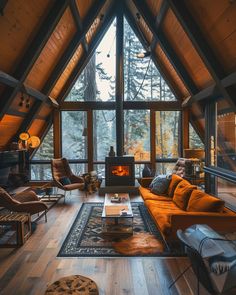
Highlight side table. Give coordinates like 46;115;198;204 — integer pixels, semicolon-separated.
0;213;31;247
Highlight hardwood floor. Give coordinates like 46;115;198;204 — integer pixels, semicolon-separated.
0;191;235;295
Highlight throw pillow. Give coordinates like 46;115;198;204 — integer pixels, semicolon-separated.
187;190;225;212
167;174;183;197
59;176;71;185
172;180;197;210
150;175;171;196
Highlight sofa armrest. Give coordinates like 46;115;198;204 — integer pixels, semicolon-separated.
170;213;236;238
139;177;153;188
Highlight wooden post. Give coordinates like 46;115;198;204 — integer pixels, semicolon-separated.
115;2;124;156
53;109;61;158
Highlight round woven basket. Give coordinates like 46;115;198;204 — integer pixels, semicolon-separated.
45;275;99;295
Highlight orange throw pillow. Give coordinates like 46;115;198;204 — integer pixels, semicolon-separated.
167;174;183;197
173;181;197;210
187;190;225;212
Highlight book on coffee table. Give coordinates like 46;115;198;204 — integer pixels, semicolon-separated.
105;205;128;216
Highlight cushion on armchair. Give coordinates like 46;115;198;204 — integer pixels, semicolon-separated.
59;176;71;185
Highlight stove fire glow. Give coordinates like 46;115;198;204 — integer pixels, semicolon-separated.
111;165;130;177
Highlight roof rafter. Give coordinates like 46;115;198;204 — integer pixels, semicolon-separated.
168;0;236;111
0;70;58;107
182;70;236;107
0;0;70;119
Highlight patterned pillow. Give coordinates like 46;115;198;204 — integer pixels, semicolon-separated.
150;175;171;196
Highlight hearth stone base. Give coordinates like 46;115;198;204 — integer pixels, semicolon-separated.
98;179;139;196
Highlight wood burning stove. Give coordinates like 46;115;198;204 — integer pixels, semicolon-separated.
105;156;135;186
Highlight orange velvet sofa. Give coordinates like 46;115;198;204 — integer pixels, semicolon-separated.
139;174;236;242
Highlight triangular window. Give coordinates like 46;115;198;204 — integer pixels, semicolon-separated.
189;123;204;149
33;126;53;160
65;19;116;102
124;18;176;101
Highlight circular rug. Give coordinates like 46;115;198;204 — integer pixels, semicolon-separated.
113;232;164;255
45;275;99;295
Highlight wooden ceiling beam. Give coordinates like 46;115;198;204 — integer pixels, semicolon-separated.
168;0;236;111
69;0;89;53
124;4;182;100
57;3;116;104
42;0;106;94
0;0;69;120
0;70;58;107
133;0;198;96
182;70;236;107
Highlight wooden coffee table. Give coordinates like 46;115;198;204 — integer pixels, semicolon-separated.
101;193;133;237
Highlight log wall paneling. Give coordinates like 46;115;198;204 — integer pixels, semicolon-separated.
0;115;24;148
25;8;77;91
76;0;96;21
0;0;52;74
162;9;213;90
155;45;190;99
49;45;84;100
185;0;236;74
146;0;163;17
138;17;153;45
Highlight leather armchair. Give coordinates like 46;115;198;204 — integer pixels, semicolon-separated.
51;158;85;195
0;188;48;221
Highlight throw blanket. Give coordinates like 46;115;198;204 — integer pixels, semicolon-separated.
183;224;236;293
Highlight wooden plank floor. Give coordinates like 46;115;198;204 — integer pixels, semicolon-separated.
0;191;235;295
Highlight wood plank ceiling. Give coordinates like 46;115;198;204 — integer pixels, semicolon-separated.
0;0;235;152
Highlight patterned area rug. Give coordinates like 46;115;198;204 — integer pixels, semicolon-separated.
58;202;180;257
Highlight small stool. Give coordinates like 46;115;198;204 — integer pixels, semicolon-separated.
45;275;99;295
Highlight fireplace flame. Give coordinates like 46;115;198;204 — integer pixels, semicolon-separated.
111;165;129;176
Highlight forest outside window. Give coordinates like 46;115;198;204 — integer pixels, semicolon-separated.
62;111;87;165
155;111;180;159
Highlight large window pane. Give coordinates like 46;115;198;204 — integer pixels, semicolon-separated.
62;111;87;159
217;177;236;211
93;110;116;161
189;123;204;149
124;18;176;101
217;101;236;172
69;163;87;175
124;110;150;161
155;163;176;175
155;111;180;158
65;19;116;102
30;164;52;180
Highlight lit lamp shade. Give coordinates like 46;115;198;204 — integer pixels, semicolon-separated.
27;136;41;148
19;132;30;141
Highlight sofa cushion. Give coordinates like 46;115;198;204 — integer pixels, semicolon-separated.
145;199;184;236
150;175;171;195
172;180;197;210
139;186;173;202
187;190;225;212
167;174;183;197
